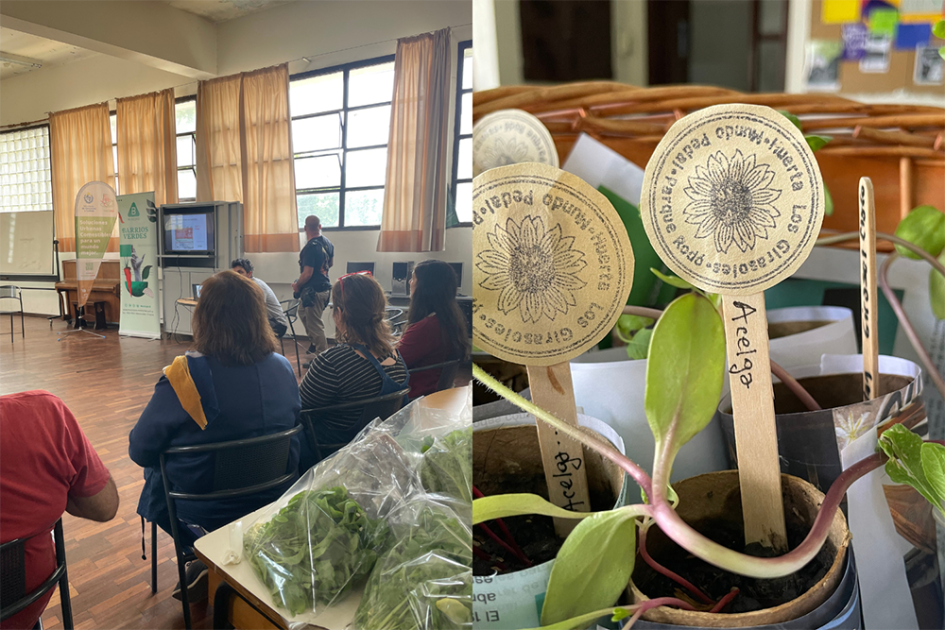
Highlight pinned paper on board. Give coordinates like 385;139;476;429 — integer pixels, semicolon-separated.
915;44;945;83
860;34;893;72
895;22;932;49
824;0;862;22
869;7;901;36
842;23;871;59
807;40;845;90
898;0;945;21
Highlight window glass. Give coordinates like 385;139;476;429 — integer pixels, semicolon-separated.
345;148;387;189
297;192;339;228
0;126;53;213
295;154;342;190
290;72;343;116
345;189;385;226
346;105;391;149
348;62;395;108
292;114;342;153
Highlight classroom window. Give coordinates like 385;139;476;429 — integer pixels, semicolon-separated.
290;57;395;229
452;41;473;226
176;98;197;202
110;113;119;195
0;125;53;213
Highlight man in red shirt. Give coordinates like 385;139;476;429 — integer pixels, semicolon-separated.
1;391;119;629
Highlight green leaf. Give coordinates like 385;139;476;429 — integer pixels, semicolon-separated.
541;507;640;626
824;184;834;217
625;328;652;360
779;110;803;131
645;293;726;454
615;314;654;344
806;135;832;152
142;265;152;280
894;205;945;259
650;267;695;290
473;493;596;525
921;442;945;516
933;19;945;39
611;608;631;622
878;425;941;509
523;607;629;630
930;251;945;320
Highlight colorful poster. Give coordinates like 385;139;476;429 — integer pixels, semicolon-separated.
843;23;871;59
869;7;901;35
896;21;932;48
915;44;945;83
807;40;845;90
118;192;161;339
74;181;118;309
823;0;862;22
861;33;894;71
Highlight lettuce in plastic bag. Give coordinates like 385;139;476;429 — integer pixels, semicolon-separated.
419;428;472;503
244;487;388;616
355;499;472;630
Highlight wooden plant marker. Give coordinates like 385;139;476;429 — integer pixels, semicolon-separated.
473;163;635;536
859;177;880;401
639;105;826;553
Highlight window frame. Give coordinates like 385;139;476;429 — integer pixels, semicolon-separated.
450;39;473;228
290;54;396;232
0;122;54;215
175;95;197;203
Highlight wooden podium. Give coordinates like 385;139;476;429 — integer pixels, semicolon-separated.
55;260;121;326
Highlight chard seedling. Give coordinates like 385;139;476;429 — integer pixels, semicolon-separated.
473;292;942;630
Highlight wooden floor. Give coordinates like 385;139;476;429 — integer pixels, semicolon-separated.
0;316;306;630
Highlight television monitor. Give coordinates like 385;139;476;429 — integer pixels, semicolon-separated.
391;261;414;296
192;284;203;299
163;209;215;255
346;262;375;276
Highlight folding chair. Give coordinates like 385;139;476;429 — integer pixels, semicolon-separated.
278;299;302;375
156;424;303;629
0;518;73;630
0;285;25;343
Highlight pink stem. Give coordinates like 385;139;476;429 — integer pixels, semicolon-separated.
473;485;533;566
625;597;697;628
770;359;822;411
638;524;714;605
477;523;533;567
709;588;739;613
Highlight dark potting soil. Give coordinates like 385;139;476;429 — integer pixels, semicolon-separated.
473;513;563;575
636;517;832;613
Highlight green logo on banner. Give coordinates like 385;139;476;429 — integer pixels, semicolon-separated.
129;202;139;217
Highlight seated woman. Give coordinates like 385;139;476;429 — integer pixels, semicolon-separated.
299;272;408;468
129;270;300;600
398;260;471;399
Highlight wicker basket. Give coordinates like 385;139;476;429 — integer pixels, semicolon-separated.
473;83;945;250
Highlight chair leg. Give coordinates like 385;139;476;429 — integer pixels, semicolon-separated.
174;538;192;630
54;520;74;630
19;297;24;338
151;521;158;594
288;321;301;375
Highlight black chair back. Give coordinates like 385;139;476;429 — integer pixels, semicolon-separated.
300;388;409;464
278;299;302;375
408;358;463;393
0;519;73;629
158;424;303;629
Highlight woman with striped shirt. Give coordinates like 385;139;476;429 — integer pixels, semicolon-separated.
298;272;408;468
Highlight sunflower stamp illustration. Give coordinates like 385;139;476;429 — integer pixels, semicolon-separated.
473;109;559;178
473;163;633;365
640;104;824;295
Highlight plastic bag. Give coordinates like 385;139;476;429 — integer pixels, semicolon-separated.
355;494;472;630
419;427;472;503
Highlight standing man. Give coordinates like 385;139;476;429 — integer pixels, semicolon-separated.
231;258;289;338
292;215;334;365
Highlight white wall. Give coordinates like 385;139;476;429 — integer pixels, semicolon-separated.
2;1;473;334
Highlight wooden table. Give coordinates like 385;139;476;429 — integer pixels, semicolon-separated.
176;298;198;308
194;386;470;629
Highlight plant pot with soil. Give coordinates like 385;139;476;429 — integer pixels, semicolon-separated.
766;306;858;371
472;413;629;630
472;293;945;630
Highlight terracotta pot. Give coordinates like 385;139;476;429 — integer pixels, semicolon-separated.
629;471;850;628
472;414;629;630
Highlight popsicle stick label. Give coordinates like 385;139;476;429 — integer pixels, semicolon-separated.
473;163;634;365
640;105;825;295
473;109;559;177
859;178;880;400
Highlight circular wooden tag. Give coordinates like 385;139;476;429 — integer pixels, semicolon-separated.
640;104;825;295
473;109;559;177
473;163;634;365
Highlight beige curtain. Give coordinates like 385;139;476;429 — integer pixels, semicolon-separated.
377;28;452;253
49;103;116;252
196;65;298;252
242;65;299;252
116;89;178;206
196;74;243;204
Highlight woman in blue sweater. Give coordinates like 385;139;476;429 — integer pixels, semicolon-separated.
129;270;301;600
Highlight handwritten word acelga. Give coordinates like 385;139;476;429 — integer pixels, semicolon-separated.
554;450;585;511
728;299;758;389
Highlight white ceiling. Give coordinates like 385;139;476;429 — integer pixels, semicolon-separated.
168;0;293;23
0;28;98;80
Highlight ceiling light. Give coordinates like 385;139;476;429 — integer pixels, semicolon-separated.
0;53;43;69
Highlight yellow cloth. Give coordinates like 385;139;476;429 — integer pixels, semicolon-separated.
163;356;208;430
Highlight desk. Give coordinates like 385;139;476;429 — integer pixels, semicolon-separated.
194;386;470;630
177;298;198;308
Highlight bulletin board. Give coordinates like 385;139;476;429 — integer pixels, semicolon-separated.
808;0;944;95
